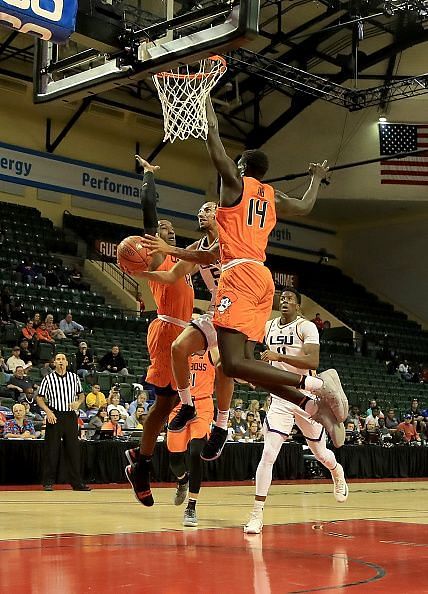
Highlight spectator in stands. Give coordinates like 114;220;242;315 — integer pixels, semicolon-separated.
101;408;123;437
87;406;108;439
245;399;261;423
377;417;393;446
311;313;324;333
322;320;331;330
231;406;247;437
244;420;263;442
45;265;60;288
21;320;37;345
7;346;31;372
16;259;46;286
345;421;362;445
347;404;363;432
85;384;107;414
59;313;84;340
69;267;89;291
405;398;426;438
398;360;413;381
245;411;255;427
33;313;42;329
19;339;34;366
124;405;146;430
362;419;380;445
364;406;382;428
36;321;55;344
365;399;384;418
259;395;271;425
6;366;34;400
397;414;421;444
41;358;56;377
128;390;149;416
75;341;95;379
19;389;43;420
98;344;129;376
107;389;128;420
45;314;66;340
3;402;36;439
0;410;6;437
385;408;399;432
136;292;146;317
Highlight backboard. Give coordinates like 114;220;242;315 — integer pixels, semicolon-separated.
32;0;260;103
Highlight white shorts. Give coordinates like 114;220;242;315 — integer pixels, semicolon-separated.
264;394;324;442
191;313;217;353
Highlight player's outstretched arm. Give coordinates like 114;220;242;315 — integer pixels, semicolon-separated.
141;235;219;265
137;155;159;236
275;161;329;218
205;96;241;192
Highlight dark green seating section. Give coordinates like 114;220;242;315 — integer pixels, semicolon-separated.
266;253;428;359
319;352;427;415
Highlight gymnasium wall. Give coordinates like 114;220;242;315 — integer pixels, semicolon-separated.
342;216;428;327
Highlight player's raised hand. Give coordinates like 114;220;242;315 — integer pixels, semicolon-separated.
135;155;160;174
141;234;171;256
308;160;329;180
260;350;281;362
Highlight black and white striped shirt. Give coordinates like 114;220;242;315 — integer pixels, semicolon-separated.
38;371;83;412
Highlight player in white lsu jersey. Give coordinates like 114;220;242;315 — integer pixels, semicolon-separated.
140;202;234;459
244;287;348;535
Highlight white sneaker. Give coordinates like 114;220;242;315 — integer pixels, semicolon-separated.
314;369;349;423
332;463;349;503
311;400;345;448
244;511;263;534
183;507;198;527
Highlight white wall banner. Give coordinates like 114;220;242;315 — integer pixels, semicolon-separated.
0;141;339;259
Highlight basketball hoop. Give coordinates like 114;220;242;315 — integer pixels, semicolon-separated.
153;56;227;143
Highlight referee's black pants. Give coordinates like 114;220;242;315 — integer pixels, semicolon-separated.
43;410;82;487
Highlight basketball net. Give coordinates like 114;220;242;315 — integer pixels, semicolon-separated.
153;56;227;143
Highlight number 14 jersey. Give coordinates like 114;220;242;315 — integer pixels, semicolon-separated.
216;176;276;264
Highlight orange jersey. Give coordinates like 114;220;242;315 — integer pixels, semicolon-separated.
148;254;194;321
189;351;215;400
216;176;276;264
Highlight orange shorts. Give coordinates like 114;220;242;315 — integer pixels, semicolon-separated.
213;263;275;343
146;318;185;391
167;396;214;453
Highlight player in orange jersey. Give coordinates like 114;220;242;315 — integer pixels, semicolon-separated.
200;95;348;458
167;344;216;527
124;156;194;507
140;203;234;460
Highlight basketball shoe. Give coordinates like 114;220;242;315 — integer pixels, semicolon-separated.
200;426;228;461
244;511;263;534
168;404;197;432
174;474;189;506
314;369;348;423
125;460;154;507
332;463;349;503
183;507;198;527
311;400;345;448
125;447;139;465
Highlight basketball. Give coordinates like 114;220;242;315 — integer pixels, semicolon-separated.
117;236;151;275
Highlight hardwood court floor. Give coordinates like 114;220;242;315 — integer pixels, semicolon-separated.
0;480;427;593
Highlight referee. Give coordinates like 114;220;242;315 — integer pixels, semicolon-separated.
36;353;90;491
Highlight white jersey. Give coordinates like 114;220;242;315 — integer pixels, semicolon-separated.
265;316;319;377
197;235;221;313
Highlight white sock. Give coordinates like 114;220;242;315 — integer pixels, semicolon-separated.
216;409;229;430
253;500;265;513
178;386;193;406
304;376;323;392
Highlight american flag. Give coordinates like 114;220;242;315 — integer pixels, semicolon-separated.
379;123;428;185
